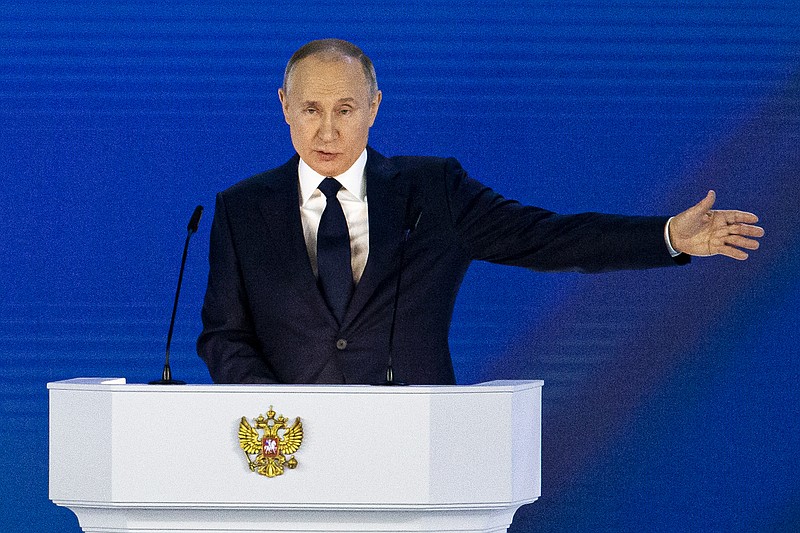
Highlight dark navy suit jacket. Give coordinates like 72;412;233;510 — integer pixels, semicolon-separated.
197;147;682;385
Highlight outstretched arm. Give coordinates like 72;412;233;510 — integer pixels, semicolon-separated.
669;190;764;260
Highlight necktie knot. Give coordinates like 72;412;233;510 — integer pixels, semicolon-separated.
318;177;342;199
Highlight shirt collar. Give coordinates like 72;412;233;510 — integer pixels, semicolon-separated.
298;149;368;206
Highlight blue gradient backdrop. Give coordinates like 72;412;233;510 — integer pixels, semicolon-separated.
1;2;798;532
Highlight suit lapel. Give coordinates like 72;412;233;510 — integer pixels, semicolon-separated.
342;148;408;326
254;149;408;329
255;155;337;325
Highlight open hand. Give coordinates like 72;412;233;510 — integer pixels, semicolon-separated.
669;191;764;260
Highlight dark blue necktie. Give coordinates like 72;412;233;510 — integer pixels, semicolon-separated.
316;177;353;322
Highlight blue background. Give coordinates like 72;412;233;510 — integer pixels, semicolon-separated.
1;1;799;531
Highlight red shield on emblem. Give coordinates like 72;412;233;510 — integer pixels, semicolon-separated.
262;436;279;458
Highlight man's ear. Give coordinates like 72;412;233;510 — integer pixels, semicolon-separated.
278;88;290;125
368;90;382;126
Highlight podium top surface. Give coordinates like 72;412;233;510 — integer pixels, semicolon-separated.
47;377;543;394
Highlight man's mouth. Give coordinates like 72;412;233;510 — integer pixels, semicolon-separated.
315;150;339;161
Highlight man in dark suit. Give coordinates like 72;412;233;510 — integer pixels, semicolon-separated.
197;39;763;385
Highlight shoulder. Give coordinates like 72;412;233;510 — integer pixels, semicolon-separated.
221;154;299;200
386;154;449;169
368;147;464;181
379;154;456;173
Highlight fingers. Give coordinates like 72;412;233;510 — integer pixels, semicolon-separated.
730;223;765;238
722;234;761;251
711;225;763;259
719;246;751;261
676;191;764;259
719;209;760;225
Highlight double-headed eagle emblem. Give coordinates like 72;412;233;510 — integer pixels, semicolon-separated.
238;407;304;478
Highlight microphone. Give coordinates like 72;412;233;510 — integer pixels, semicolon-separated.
150;205;203;385
380;209;422;386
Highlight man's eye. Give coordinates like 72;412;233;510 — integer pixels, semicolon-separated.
304;108;317;114
339;108;352;115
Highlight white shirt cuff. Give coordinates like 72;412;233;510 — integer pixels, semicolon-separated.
664;217;681;257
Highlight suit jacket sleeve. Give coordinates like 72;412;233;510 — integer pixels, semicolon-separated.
440;157;686;272
196;193;279;383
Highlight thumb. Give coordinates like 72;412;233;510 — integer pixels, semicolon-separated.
692;190;716;214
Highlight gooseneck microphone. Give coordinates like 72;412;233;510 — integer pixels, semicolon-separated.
150;205;204;385
381;210;422;386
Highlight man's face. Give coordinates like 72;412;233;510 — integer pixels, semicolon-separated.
278;55;381;177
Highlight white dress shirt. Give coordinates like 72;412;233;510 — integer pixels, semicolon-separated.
298;149;370;284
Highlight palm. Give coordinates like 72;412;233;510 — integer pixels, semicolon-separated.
669;191;764;260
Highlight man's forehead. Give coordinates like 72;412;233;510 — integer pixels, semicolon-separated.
298;97;357;107
302;50;357;65
285;55;369;96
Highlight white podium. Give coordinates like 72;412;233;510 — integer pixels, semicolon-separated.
49;378;542;533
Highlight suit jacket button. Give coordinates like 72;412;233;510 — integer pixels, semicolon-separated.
336;339;348;350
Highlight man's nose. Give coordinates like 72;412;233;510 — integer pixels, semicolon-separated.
317;114;338;142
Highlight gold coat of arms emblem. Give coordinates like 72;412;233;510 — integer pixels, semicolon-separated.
238;407;304;478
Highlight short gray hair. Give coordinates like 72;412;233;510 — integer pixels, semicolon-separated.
283;39;378;98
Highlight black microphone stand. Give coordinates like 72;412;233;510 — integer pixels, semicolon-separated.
382;227;409;386
381;210;421;386
150;205;203;385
